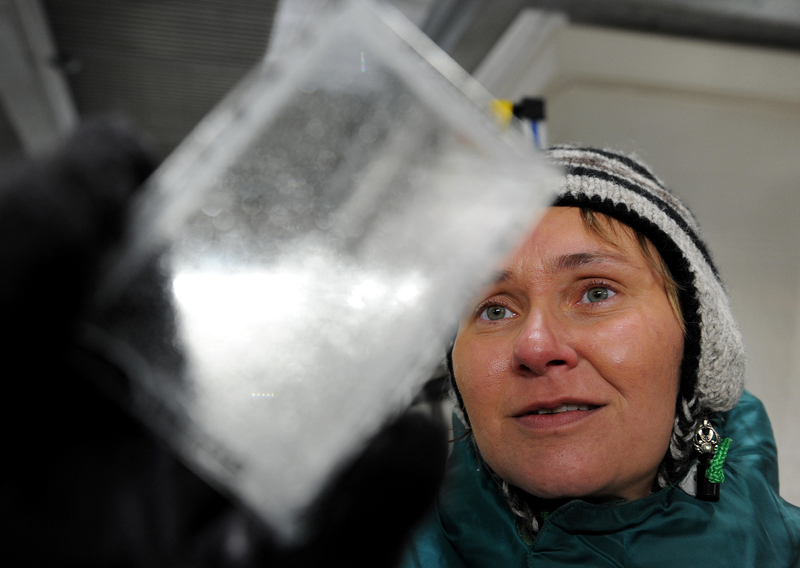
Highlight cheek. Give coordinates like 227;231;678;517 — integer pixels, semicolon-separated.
586;313;682;384
452;334;509;418
585;311;683;439
636;311;684;395
577;318;648;375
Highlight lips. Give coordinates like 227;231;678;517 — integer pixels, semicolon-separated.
512;400;603;430
514;400;602;417
530;403;599;415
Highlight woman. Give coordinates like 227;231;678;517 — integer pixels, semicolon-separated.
402;146;800;566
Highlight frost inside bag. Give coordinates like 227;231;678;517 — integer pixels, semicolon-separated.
87;0;559;540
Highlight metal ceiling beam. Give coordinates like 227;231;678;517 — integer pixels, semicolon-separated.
421;0;800;73
0;0;77;155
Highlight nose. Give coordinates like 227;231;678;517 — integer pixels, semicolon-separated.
512;308;579;376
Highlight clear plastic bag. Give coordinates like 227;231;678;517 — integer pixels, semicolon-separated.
88;0;558;540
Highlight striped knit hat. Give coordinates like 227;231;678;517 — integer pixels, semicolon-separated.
546;145;746;484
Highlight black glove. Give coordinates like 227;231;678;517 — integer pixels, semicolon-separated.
0;118;155;347
1;119;447;567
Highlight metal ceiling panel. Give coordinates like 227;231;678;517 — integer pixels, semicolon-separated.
423;0;800;73
5;0;800;158
42;0;278;157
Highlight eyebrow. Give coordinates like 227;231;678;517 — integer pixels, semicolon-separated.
489;251;631;285
550;251;629;272
490;269;514;285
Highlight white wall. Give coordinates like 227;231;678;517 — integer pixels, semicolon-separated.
476;13;800;503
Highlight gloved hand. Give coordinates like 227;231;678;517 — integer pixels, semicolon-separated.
1;119;447;567
0;118;155;349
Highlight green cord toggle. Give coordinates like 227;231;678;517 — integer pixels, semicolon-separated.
705;438;732;484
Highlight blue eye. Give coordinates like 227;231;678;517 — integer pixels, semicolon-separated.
480;305;515;321
582;287;616;303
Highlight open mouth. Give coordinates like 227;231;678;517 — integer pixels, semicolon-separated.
530;404;599;415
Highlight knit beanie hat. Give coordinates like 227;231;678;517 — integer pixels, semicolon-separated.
449;145;745;491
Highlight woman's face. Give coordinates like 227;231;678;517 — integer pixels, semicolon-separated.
452;207;683;502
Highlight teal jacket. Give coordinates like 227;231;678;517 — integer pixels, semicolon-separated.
402;392;800;567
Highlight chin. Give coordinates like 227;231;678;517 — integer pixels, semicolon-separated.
512;470;653;503
518;479;604;501
502;462;628;502
500;467;588;500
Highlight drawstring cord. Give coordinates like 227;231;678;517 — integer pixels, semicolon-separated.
694;419;730;501
706;437;732;484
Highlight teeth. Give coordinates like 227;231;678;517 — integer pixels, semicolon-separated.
534;404;594;415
